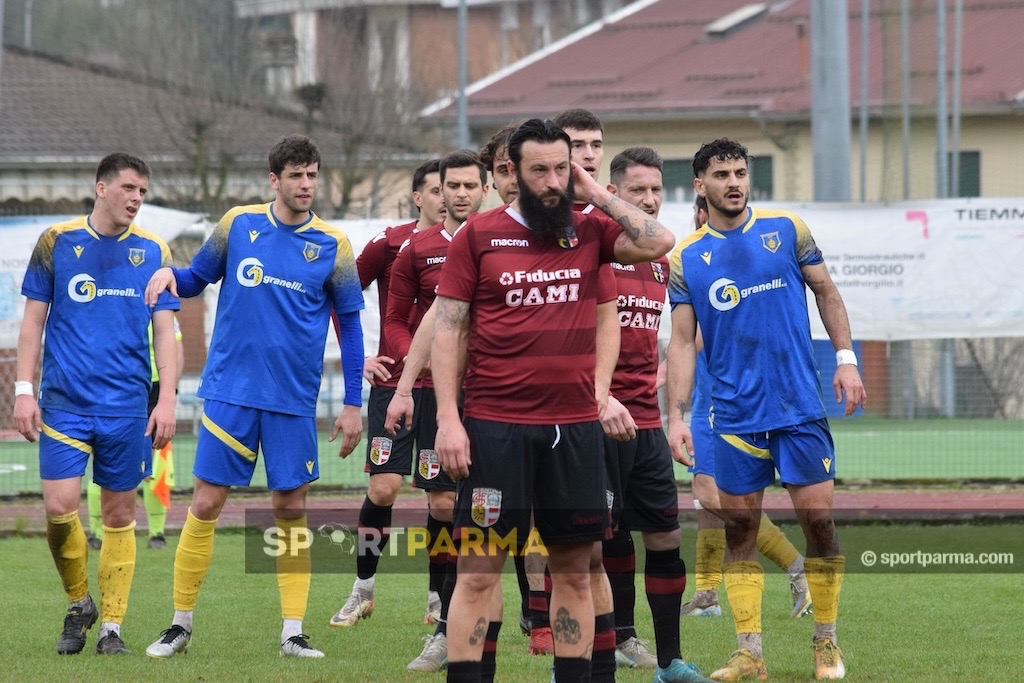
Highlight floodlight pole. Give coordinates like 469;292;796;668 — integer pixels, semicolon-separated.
456;0;469;149
810;0;851;202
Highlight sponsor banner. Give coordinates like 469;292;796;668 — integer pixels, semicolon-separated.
659;198;1024;340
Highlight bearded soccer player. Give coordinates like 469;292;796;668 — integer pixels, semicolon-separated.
15;153;179;656
432;118;674;682
666;138;865;681
682;195;813;623
330;158;446;629
144;135;365;660
601;147;712;683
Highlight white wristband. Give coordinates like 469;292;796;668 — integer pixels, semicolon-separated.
835;349;858;367
14;381;34;397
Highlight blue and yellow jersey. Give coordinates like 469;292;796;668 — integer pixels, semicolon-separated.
691;351;712;420
668;207;826;432
21;216;179;418
191;204;364;417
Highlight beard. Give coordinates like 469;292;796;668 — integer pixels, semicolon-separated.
706;190;748;218
516;172;575;245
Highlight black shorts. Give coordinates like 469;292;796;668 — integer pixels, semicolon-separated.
455;417;610;546
603;428;680;533
364;386;456;491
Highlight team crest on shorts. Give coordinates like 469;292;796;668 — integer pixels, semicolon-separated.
369;436;392;465
558;226;579;250
418;450;441;480
650;261;665;283
471;488;502;528
128;248;146;267
760;231;782;254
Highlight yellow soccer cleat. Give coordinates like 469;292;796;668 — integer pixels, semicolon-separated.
709;649;769;681
813;638;846;679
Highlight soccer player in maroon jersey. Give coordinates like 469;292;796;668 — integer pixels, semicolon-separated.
431;118;674;682
601;147;712;683
330;159;446;629
388;150;489;672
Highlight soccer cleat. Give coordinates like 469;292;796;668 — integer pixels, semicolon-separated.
281;633;325;658
329;587;374;627
709;649;769;682
56;594;98;655
148;534;167;550
680;600;723;617
423;590;442;625
655;658;716;683
527;626;554;655
813;637;846;680
407;633;448;672
789;573;813;618
146;625;191;658
616;636;659;670
96;631;131;655
519;611;531;635
86;533;102;551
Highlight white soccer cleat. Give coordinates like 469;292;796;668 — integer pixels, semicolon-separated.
424;590;442;625
281;633;325;658
329;587;375;627
407;633;448;672
146;625;191;658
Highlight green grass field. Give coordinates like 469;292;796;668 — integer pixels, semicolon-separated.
2;417;1022;495
3;524;1022;682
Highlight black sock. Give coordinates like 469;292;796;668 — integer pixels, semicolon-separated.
480;620;502;683
356;495;392;580
553;656;591;682
513;553;531;629
435;535;459;637
591;611;617;682
603;529;637;644
427;513;451;594
447;660;482;682
645;547;686;668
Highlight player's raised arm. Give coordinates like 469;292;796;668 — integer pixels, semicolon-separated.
571;162;674;265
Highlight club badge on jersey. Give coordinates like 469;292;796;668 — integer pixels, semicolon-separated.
471;488;502;527
651;261;665;283
558;226;579;250
761;231;782;253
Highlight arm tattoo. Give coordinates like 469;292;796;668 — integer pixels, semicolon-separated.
468;617;487;646
436;297;470;332
596;192;666;242
551;607;582;645
676;399;689;421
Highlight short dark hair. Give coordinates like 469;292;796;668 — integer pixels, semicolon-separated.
439;150;487;187
268;135;321;176
695;194;708;211
692;138;749;177
478;122;523;172
412;159;441;193
96;153;150;184
508;119;571;167
552;108;604;133
609;146;663;185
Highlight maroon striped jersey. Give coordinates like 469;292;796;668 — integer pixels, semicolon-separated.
437;205;623;424
385;221;456;389
355;220;418;387
609;257;669;428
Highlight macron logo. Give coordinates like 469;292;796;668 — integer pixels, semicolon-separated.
491;238;530;248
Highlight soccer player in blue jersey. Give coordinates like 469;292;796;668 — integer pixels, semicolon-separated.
666;139;865;681
14;153;179;656
142;135;365;660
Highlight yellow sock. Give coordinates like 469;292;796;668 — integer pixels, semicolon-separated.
756;513;799;570
723;560;764;634
695;528;726;592
276;515;312;621
805;555;845;624
99;521;137;624
46;511;89;602
174;508;218;612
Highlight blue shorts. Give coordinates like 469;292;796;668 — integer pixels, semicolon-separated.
713;418;836;496
687;413;716;478
40;409;151;491
194;399;318;491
